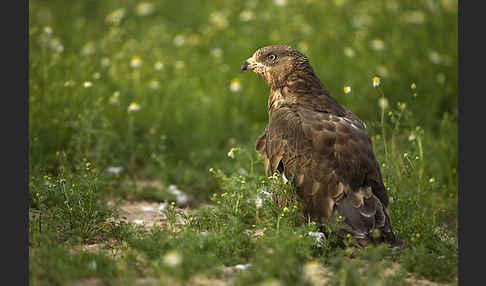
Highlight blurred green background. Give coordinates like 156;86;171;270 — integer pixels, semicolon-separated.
29;0;457;210
29;0;458;284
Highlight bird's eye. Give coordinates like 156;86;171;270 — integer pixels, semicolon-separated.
268;54;277;61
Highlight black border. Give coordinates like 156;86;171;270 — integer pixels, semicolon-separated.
16;1;466;285
459;0;482;285
3;0;29;284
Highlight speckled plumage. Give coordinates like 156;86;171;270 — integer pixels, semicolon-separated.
242;45;400;246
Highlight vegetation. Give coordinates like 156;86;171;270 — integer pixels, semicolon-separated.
29;0;458;285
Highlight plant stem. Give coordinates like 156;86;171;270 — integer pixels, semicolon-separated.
417;135;424;202
381;99;388;161
376;86;389;162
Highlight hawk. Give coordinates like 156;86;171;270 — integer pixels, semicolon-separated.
241;45;400;246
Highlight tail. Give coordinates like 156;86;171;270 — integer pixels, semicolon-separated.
332;189;401;247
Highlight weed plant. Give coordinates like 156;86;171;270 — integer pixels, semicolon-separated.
29;0;458;285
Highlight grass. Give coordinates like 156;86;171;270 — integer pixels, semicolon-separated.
29;0;458;285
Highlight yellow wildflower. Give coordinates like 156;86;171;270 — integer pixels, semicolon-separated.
372;76;381;87
343;86;351;94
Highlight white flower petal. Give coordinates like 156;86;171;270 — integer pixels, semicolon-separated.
141;206;155;212
234;264;251;270
133;219;144;225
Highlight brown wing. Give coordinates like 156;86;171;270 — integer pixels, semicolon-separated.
257;104;397;243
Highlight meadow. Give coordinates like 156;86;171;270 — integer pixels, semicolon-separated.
29;0;458;285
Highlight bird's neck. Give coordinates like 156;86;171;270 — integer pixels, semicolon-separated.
285;69;328;94
268;69;330;112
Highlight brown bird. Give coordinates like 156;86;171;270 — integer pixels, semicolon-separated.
241;45;400;246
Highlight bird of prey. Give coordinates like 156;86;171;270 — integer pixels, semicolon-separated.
241;45;400;246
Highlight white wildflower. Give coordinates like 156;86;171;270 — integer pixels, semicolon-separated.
149;80;160;89
141;205;155;212
434;226;453;242
83;81;93;88
372;76;381;87
127;102;141;112
343;86;351;94
50;38;64;53
211;48;223;58
176;194;189;205
101;57;111;67
259;189;272;198
378;97;389;110
130;56;143;68
110;91;120;104
168;185;188;205
81;42;96;56
106;8;126;25
229;79;242;92
64;80;75;87
403;10;425;24
173;34;186;47
370;39;385;51
308;232;326;248
239;10;254;22
234;264;251;270
282;173;289;184
274;0;288;7
154;61;165;70
43;26;53;36
106;166;123;174
133;219;144;225
343;47;355;58
255;196;263;208
352;14;372;28
158;202;167;213
428;50;442;64
227;147;238;159
136;2;155;16
178;217;187;225
209;11;228;28
163;251;182;267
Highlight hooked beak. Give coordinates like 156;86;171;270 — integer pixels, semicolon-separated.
240;56;257;71
240;61;249;71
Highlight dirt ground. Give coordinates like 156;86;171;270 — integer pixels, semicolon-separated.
74;201;452;286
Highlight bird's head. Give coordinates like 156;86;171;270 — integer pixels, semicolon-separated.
241;45;313;89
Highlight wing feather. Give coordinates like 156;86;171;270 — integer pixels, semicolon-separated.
256;102;392;240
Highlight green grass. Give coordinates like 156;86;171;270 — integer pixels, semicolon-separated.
29;0;458;285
